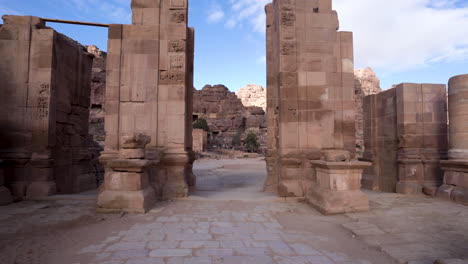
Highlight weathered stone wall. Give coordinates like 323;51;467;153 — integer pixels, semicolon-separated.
193;84;267;152
363;83;448;194
236;84;267;111
265;0;358;197
192;129;207;153
98;0;195;213
354;68;382;158
438;74;468;205
0;15;98;200
87;45;107;147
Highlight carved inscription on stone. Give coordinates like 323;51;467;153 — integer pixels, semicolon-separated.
37;83;50;118
281;41;296;55
170;55;185;69
169;40;186;52
281;11;295;26
160;70;185;85
170;11;186;23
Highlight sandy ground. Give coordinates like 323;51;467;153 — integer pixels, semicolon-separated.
0;158;467;264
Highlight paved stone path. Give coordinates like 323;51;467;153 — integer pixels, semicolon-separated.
0;158;467;264
72;200;393;264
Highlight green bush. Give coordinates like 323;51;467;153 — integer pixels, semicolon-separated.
244;131;260;153
193;118;210;132
232;129;243;147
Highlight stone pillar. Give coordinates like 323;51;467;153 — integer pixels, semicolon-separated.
264;3;280;193
265;0;371;213
438;74;468;205
98;0;194;212
395;84;448;195
1;15;96;198
0;160;13;205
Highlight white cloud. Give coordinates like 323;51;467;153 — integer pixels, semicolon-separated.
257;55;266;64
226;0;271;32
207;1;225;23
0;7;22;16
334;0;468;73
56;0;131;23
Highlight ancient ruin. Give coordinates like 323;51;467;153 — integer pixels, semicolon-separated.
0;0;466;215
96;0;195;213
0;15;100;203
438;74;468;205
193;84;267;152
1;0;468;263
362;83;448;194
264;0;371;214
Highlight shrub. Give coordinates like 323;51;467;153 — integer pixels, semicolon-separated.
244;131;260;153
193;118;210;132
232;129;243;147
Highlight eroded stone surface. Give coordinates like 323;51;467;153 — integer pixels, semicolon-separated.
193;85;266;152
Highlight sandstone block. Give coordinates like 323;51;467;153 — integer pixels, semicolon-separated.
436;184;455;200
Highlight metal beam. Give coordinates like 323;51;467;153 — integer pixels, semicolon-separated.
43;18;109;28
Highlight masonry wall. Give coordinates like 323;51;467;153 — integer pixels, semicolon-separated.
0;15;98;198
362;83;448;194
98;0;194;212
265;0;356;197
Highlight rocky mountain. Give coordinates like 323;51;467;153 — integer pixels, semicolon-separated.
236;84;267;111
193;85;267;152
354;67;382;158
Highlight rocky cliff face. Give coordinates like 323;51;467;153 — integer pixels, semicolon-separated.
236;84;267;111
87;45;106;147
355;67;382;158
193;85;267;152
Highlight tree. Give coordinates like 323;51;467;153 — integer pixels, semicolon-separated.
193;118;210;132
244;131;260;153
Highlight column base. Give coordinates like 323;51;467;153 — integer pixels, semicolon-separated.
0;186;13;205
26;181;57;198
97;158;158;213
97;186;156;213
308;187;369;215
160;152;191;200
438;160;468;205
396;181;423;195
307;161;371;215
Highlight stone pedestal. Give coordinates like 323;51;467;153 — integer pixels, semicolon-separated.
438;161;468;205
97;157;157;213
307;160;371;215
437;74;468;205
160;152;192;200
0;161;13;205
98;134;159;213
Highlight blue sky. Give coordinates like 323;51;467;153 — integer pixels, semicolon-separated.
1;0;468;91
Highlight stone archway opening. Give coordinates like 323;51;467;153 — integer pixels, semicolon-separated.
0;0;372;215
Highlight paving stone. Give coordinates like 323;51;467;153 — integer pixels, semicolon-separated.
149;249;193;257
194;248;233;257
167;256;213;264
111;249;148;259
126;257;165;264
212;256;273;264
267;240;293;255
180;240;220;248
148;240;180;249
106;242;147;251
234;247;270;256
290;244;322;255
167;233;213;241
220;240;244;248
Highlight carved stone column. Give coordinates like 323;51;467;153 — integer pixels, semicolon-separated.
438;74;468;205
